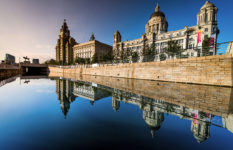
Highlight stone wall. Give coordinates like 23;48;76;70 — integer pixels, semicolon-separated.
48;73;233;117
0;69;20;80
49;54;233;87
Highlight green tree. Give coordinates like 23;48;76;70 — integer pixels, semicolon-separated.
165;39;182;58
143;44;156;62
44;59;58;65
159;53;166;61
91;53;98;63
85;58;90;64
132;52;139;62
202;37;211;56
105;51;114;61
99;54;105;62
75;57;86;64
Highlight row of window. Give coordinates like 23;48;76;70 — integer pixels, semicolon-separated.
156;32;184;40
199;12;216;23
124;40;142;46
148;24;160;32
76;52;92;58
123;46;142;50
75;49;93;53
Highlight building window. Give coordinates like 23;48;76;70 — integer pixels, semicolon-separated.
213;27;216;34
205;13;208;22
153;25;155;32
157;24;159;32
189;44;193;49
178;39;184;44
205;28;208;32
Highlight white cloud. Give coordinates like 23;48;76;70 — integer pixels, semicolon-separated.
35;44;54;49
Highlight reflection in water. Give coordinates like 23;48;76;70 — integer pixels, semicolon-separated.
56;79;75;117
0;76;17;87
73;81;111;106
191;112;211;143
54;77;233;143
1;76;233;149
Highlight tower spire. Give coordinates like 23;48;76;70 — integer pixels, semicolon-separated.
155;3;160;12
90;33;95;41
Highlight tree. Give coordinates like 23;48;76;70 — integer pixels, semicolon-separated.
132;52;139;62
99;54;105;62
91;53;98;63
105;51;114;62
75;57;86;64
159;53;166;61
202;37;211;56
143;44;156;62
85;58;91;64
165;39;182;58
44;59;58;65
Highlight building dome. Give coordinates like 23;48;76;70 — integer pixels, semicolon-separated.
201;1;215;10
150;3;166;19
145;3;168;35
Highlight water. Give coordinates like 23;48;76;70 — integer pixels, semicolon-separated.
0;75;233;150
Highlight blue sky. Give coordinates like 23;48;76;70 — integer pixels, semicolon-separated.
0;0;232;62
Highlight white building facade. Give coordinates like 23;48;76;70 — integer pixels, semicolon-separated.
113;1;219;62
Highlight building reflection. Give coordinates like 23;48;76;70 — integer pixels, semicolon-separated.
191;111;211;143
56;79;76;117
56;79;111;116
106;85;213;142
143;109;164;138
54;78;233;143
73;81;111;106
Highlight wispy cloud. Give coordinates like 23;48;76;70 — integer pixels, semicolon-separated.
35;44;54;49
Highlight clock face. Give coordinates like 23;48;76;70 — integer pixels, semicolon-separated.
65;32;69;37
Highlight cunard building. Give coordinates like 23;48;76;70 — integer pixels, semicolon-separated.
113;1;219;62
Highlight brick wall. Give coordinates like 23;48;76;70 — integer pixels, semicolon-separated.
49;54;233;87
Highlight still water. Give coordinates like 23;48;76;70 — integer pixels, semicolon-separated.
0;75;233;150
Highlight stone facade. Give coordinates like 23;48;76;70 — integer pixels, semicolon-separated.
55;20;76;64
226;42;233;55
113;1;219;62
73;34;112;61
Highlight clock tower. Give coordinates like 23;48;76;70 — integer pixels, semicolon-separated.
56;19;76;64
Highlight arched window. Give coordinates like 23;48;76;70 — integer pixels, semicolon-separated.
153;25;155;32
205;13;208;22
213;11;216;22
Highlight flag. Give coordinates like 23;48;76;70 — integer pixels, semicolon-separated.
198;30;202;47
210;34;216;51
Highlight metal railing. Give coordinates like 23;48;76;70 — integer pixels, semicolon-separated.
0;64;19;70
50;41;233;69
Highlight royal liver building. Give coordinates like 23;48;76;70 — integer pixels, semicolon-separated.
113;1;219;61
